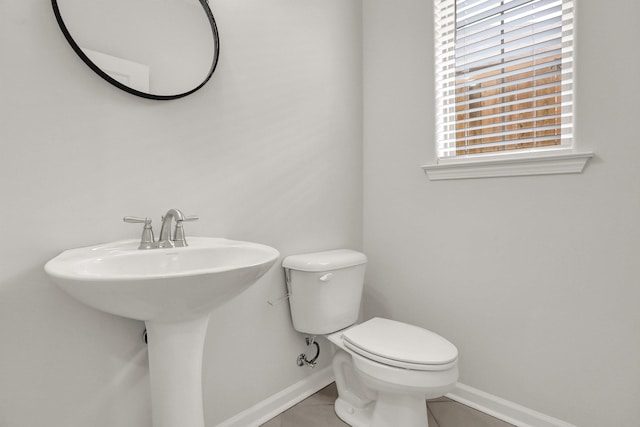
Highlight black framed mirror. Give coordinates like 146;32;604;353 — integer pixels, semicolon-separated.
52;0;220;100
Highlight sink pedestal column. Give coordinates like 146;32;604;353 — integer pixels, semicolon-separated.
145;315;209;427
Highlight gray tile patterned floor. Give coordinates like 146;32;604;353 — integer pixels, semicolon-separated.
261;383;515;427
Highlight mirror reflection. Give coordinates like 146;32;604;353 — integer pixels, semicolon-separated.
53;0;219;99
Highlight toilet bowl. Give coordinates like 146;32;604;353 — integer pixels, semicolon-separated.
283;250;459;427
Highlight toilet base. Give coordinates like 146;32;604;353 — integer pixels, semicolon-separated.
334;393;429;427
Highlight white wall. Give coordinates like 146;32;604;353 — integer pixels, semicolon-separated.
4;0;638;426
0;1;362;426
362;1;640;426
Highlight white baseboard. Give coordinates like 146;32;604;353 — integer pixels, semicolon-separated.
446;383;575;427
215;366;335;427
216;373;574;427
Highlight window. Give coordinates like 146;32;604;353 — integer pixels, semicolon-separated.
425;0;591;180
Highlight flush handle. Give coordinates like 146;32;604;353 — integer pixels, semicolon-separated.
319;273;333;282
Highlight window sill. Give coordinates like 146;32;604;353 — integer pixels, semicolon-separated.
422;151;594;181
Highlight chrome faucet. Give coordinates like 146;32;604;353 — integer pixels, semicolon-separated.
124;209;198;249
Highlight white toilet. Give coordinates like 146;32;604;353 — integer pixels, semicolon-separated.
283;249;459;427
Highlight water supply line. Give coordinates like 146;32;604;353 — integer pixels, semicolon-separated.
297;336;320;368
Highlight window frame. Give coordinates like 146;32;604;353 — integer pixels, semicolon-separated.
423;0;592;180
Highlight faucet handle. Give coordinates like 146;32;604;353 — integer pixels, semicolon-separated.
160;214;198;223
173;215;198;247
123;216;152;225
123;216;155;250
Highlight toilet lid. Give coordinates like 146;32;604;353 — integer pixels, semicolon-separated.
342;318;458;368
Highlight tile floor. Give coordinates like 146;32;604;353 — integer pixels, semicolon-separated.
261;383;515;427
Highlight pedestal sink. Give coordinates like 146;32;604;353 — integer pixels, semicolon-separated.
44;237;279;427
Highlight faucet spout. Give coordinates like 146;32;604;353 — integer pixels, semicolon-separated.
158;209;185;248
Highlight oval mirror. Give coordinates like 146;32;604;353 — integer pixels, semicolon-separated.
52;0;220;100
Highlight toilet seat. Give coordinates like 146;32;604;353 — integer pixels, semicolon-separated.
341;318;458;371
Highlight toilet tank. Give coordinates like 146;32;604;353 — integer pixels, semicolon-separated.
282;249;367;335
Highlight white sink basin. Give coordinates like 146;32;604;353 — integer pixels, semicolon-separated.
45;237;279;322
45;236;279;427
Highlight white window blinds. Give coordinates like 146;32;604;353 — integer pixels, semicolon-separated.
434;0;574;159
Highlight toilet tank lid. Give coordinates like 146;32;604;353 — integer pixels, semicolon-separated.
282;249;367;272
